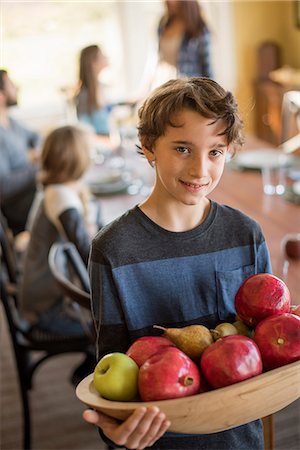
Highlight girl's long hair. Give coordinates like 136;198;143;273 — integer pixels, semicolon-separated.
78;45;101;113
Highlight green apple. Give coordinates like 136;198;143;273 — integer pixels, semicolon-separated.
93;352;139;401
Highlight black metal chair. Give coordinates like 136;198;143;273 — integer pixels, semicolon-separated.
0;212;19;303
48;242;91;310
0;220;94;450
48;241;95;340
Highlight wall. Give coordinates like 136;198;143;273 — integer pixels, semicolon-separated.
282;1;300;67
232;0;300;134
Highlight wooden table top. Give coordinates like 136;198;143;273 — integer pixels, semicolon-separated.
211;165;300;304
94;137;300;304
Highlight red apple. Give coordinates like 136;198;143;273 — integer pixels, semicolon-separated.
138;347;201;401
254;313;300;370
200;335;263;389
235;273;291;327
126;336;174;367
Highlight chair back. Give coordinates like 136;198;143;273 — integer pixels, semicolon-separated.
0;212;21;309
0;212;18;285
48;242;91;310
0;278;26;358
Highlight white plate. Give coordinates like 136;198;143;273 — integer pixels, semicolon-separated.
88;174;132;195
293;181;300;196
89;179;131;195
234;149;291;169
85;169;123;185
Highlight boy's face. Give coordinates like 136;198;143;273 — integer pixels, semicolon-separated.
143;108;229;207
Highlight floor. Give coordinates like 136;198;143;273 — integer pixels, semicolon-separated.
1;304;299;450
0;305;105;450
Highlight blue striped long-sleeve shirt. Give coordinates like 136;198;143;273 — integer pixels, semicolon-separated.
89;201;271;449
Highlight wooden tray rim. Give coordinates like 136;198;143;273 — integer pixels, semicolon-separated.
76;360;300;433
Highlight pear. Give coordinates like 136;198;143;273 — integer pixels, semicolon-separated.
233;320;253;338
153;324;213;360
210;322;238;341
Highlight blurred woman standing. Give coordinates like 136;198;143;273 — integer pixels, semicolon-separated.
158;0;213;78
75;45;110;135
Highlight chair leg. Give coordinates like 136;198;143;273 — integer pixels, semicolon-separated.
15;351;32;448
16;355;31;449
19;382;31;450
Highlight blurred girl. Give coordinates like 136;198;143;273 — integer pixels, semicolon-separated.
75;44;110;135
20;125;101;336
158;0;213;78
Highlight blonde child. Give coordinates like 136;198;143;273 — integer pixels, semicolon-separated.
20;125;100;336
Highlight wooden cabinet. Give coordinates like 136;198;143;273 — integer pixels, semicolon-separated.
255;80;300;146
254;80;286;146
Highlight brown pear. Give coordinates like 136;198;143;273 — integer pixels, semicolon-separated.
153;324;213;360
210;322;238;341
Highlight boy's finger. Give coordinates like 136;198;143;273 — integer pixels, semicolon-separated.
82;409;99;424
114;407;148;444
146;419;171;448
134;411;168;449
122;407;163;449
83;409;117;427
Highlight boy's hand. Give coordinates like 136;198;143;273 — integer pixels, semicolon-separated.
83;406;171;449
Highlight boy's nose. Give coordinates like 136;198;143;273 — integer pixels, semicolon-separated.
188;155;207;178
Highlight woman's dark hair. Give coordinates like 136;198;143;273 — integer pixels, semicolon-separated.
78;45;102;113
137;77;244;155
161;0;208;38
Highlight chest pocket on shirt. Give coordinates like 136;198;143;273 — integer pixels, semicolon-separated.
216;265;255;321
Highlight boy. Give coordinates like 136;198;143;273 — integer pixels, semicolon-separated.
84;77;271;449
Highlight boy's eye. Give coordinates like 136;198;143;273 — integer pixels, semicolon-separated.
175;146;190;154
210;149;223;157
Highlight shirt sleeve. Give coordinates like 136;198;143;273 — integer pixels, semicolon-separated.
19;121;41;149
0;165;37;202
256;239;273;275
88;240;131;361
10;117;41;149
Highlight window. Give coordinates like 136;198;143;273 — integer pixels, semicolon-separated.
1;1;235;131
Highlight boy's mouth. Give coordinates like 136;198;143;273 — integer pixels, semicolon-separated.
180;180;209;192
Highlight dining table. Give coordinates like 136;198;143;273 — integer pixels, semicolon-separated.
92;135;300;305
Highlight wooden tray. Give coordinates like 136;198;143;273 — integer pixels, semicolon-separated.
76;360;300;434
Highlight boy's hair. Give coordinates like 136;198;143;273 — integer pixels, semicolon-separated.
39;125;91;186
138;77;244;154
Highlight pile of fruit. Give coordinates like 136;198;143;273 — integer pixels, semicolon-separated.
93;273;300;402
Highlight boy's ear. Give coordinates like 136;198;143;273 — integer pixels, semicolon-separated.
141;141;155;166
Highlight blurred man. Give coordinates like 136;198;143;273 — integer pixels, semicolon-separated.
0;69;41;235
